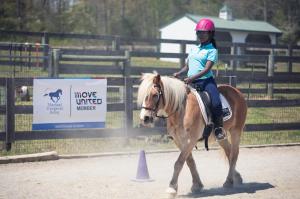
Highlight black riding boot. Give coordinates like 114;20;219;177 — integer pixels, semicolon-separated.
214;115;226;141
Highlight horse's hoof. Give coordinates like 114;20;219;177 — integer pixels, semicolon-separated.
162;193;176;199
191;183;203;194
223;179;234;188
165;187;177;198
234;173;243;185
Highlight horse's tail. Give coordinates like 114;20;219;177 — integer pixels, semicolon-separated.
43;93;48;96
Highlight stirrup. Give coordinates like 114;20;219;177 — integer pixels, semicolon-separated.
214;127;227;141
216;133;227;141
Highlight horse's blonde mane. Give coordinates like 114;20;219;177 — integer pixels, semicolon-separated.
137;73;187;113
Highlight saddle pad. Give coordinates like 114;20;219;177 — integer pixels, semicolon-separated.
191;88;232;125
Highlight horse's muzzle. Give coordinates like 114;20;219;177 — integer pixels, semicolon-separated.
140;116;154;127
144;116;153;124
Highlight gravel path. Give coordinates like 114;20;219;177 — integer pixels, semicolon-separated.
1;146;300;199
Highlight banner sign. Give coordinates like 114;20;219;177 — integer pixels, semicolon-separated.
32;78;107;130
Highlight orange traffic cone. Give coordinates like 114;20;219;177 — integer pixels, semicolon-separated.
132;150;154;182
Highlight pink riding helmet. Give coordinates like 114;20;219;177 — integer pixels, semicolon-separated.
195;18;215;31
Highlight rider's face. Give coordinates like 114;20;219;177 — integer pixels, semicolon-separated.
196;31;210;43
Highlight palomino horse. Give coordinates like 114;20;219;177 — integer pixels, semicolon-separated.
137;73;247;196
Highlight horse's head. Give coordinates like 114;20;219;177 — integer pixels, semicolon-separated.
138;72;187;127
137;73;166;127
57;89;63;95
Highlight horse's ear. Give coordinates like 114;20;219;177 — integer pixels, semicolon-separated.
140;73;145;81
153;74;161;85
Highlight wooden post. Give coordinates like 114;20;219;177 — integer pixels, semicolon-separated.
236;45;241;69
112;36;120;67
287;44;293;73
42;32;49;71
229;76;237;87
6;78;15;151
112;36;120;51
156;40;160;60
41;32;49;45
123;50;132;138
267;49;274;99
230;43;237;73
180;41;186;68
47;48;53;77
52;49;60;77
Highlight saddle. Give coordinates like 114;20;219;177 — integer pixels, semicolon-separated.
190;87;232;150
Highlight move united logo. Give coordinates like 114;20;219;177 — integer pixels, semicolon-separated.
74;91;103;111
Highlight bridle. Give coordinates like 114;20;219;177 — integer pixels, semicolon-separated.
142;84;167;118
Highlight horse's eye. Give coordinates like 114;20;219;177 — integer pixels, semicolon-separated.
153;94;159;100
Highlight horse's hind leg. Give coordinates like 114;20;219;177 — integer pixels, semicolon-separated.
186;153;203;193
230;128;243;185
219;128;243;188
217;134;234;187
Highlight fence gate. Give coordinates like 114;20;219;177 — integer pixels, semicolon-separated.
0;42;51;150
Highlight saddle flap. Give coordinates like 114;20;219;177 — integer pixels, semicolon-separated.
220;94;232;121
191;88;232;125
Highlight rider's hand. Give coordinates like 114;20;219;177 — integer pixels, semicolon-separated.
173;72;180;78
184;77;193;84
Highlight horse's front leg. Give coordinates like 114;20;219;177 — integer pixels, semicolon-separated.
186;153;203;193
166;139;197;196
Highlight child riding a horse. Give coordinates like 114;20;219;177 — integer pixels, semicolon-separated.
173;18;226;141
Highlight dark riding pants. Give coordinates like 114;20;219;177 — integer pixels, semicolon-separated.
191;77;223;119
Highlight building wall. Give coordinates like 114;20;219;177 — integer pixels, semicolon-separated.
160;17;196;62
269;34;276;44
230;31;248;43
215;31;232;54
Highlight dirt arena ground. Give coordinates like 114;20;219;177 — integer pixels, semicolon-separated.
1;145;300;199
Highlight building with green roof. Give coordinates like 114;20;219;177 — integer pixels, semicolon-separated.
159;5;282;62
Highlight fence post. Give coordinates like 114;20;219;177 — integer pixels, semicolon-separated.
228;76;237;87
47;48;53;77
42;32;49;71
267;49;274;99
52;49;61;77
112;36;120;67
180;41;186;68
123;50;133;138
156;40;160;60
230;43;237;73
5;78;15;151
112;36;120;51
287;44;293;73
236;44;244;69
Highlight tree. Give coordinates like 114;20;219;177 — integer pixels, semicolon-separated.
0;0;299;44
272;0;300;44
